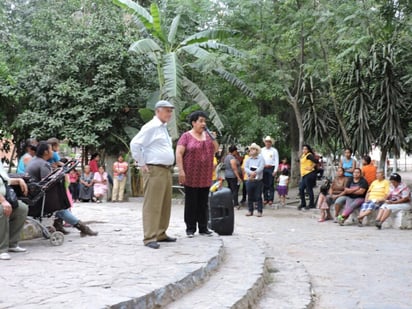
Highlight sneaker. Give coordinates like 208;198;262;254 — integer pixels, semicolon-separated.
256;212;262;217
199;230;213;236
0;252;11;260
375;221;382;230
8;246;27;253
337;215;345;226
187;232;195;238
245;212;253;216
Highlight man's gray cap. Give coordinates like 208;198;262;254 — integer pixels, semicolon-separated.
155;100;175;109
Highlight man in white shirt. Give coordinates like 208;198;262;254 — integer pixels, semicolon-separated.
130;100;177;249
260;136;279;206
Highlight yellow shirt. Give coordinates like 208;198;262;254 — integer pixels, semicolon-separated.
241;154;250;180
212;156;218;181
367;179;390;201
300;153;315;177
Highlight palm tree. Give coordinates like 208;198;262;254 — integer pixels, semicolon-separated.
113;0;253;138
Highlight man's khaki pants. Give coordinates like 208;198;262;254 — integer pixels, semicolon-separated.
142;166;172;244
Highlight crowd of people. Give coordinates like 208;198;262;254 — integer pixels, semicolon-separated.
316;153;411;228
2;100;411;257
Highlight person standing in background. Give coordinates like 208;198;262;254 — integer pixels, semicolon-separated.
224;145;242;210
68;168;80;203
176;111;219;238
240;147;250;205
261;136;279;207
112;154;129;202
244;143;265;217
340;148;356;178
298;144;318;210
130;100;177;249
89;153;100;174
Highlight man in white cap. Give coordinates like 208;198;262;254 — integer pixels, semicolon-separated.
130;100;177;249
260;136;279;206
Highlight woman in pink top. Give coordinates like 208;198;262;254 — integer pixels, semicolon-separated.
112;154;129;202
93;165;108;203
176;111;219;238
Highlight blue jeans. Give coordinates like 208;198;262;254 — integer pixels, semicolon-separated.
55;209;79;226
299;171;317;208
246;180;263;213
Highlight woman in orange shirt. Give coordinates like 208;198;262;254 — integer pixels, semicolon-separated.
361;155;377;186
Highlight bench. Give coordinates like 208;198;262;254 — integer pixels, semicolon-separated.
382;209;412;229
345;207;412;229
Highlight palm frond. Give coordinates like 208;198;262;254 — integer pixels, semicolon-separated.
182;77;224;132
199;42;246;58
129;38;162;55
180;29;236;46
213;68;255;98
181;45;210;59
150;3;166;44
113;0;153;30
168;15;180;46
162;52;184;101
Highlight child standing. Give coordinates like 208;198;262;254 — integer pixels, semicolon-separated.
317;184;330;222
276;169;289;208
69;169;80;203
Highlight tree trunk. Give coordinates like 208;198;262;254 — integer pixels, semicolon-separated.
380;147;388;177
289;109;301;187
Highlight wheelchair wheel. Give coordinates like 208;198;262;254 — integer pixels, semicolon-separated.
50;231;64;246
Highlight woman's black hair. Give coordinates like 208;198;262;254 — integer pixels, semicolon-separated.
228;145;237;153
302;143;313;154
282;168;289;176
363;155;371;164
189;111;208;126
320;184;329;195
91;152;99;160
36;141;50;157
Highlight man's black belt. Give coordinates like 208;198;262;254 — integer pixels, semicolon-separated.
147;164;173;169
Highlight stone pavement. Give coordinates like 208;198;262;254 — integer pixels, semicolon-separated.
1;172;412;308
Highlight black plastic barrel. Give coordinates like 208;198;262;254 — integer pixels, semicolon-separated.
208;187;234;235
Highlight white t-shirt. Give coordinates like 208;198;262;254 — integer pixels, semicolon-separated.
278;175;289;186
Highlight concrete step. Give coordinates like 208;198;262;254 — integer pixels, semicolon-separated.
257;256;314;309
3;202;226;309
164;235;268;309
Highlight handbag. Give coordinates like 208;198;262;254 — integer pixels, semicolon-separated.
0;175;19;209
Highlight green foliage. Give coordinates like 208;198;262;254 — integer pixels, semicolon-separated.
6;0;155;154
113;0;253;138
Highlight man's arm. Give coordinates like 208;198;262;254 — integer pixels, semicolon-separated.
0;193;12;217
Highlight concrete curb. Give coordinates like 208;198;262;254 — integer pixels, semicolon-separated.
110;239;225;309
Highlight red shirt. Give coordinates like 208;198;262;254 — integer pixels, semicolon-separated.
177;132;215;188
89;159;98;173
